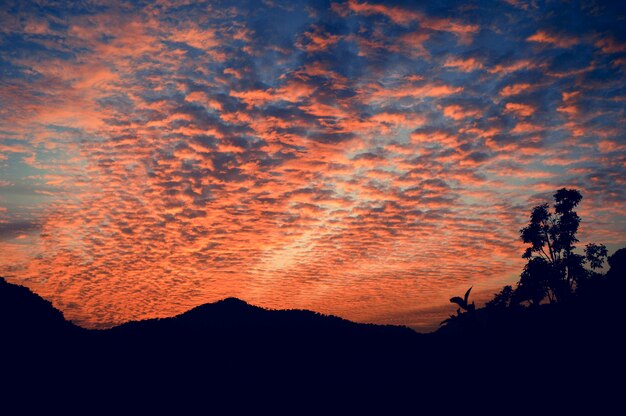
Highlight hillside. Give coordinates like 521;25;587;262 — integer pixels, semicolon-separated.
0;277;82;341
1;272;623;412
0;276;425;367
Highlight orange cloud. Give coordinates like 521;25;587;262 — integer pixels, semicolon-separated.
1;0;625;336
367;82;463;102
344;0;478;42
298;26;341;52
442;105;481;120
169;27;219;50
510;122;543;134
527;30;579;48
595;36;626;54
504;102;535;117
488;59;539;74
444;57;483;72
346;0;419;25
398;31;430;57
499;83;533;96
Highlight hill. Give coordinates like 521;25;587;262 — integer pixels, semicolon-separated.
108;296;417;340
1;273;623;412
1;276;438;411
0;277;83;342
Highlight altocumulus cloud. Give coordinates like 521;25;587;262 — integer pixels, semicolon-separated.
0;0;625;331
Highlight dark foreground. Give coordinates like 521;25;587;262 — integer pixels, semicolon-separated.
1;276;623;413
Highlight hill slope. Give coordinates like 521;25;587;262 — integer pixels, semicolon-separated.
0;276;422;356
1;275;623;412
0;277;80;340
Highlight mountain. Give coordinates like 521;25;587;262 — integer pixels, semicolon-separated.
1;275;622;412
0;276;434;411
0;277;81;341
0;277;416;340
0;276;425;372
107;296;417;341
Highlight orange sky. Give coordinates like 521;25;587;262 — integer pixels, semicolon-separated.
1;0;625;331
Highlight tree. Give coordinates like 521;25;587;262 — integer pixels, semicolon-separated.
486;285;513;309
606;247;626;283
585;243;608;271
517;188;607;304
514;257;556;305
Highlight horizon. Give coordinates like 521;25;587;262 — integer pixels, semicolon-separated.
1;0;626;332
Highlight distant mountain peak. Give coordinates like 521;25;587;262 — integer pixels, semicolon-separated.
175;296;261;322
218;297;249;305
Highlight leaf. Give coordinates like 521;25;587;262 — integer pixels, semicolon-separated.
464;287;473;305
450;296;466;308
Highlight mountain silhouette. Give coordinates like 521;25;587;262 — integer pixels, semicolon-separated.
3;189;622;411
0;277;415;341
1;274;622;413
0;277;82;341
108;295;417;341
1;276;433;411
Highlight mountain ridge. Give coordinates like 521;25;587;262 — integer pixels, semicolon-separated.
0;276;417;339
1;273;622;412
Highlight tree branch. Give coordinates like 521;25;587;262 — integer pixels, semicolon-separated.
539;247;551;262
541;222;556;264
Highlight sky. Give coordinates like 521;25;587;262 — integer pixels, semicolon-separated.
1;0;625;331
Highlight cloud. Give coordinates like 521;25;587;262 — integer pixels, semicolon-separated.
344;0;419;26
499;83;534;96
297;25;341;53
444;57;483;72
527;30;580;48
0;221;41;239
504;102;536;117
442;105;481;120
0;0;624;332
342;0;479;42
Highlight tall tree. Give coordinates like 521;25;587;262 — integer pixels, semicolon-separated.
518;189;606;304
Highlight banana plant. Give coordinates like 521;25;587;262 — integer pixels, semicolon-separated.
449;287;475;314
440;286;476;325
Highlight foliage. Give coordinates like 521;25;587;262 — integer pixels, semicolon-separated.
517;188;607;304
514;258;556;305
442;188;617;330
441;287;475;325
449;287;475;313
486;285;513;309
586;243;608;270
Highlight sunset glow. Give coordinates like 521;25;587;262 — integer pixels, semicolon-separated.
1;0;625;331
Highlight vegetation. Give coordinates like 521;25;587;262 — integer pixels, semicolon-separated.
1;188;623;410
441;188;623;332
442;286;475;325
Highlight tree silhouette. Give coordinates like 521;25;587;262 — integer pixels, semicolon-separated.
585;243;608;271
516;188;607;305
514;257;555;305
486;285;513;309
606;247;626;286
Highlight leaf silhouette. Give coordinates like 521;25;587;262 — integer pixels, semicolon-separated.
464;287;473;306
450;296;466;309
